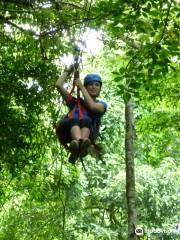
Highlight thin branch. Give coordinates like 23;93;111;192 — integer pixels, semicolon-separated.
40;15;102;36
0;12;102;38
156;0;173;45
0;15;39;36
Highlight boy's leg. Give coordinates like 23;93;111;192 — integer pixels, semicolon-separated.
70;125;82;140
80;138;91;157
69;120;81;164
68;139;79;164
70;119;91;140
81;127;90;139
79;119;92;157
68;119;92;161
70;125;91;160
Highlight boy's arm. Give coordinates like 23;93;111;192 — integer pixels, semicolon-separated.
55;66;73;101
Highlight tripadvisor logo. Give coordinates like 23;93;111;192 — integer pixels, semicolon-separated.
134;224;180;237
135;226;143;236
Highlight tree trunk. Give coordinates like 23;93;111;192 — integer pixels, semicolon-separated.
125;99;137;240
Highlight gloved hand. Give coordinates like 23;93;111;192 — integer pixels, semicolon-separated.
65;63;79;73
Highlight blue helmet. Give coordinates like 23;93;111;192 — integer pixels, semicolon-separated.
84;74;102;86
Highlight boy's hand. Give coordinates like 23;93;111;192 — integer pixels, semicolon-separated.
64;64;74;73
65;63;79;73
75;78;83;89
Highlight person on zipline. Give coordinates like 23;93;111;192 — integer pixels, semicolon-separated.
55;65;107;164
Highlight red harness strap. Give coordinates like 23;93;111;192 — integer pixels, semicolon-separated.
68;69;86;120
68;95;86;120
69;80;76;97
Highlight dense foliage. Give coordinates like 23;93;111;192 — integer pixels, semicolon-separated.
0;0;179;239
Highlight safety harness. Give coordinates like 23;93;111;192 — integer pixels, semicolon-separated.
55;46;103;165
67;46;87;121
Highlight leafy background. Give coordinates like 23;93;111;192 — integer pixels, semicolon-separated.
0;0;179;239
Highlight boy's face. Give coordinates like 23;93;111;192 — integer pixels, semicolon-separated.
85;81;101;98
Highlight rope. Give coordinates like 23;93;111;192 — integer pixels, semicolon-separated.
70;0;93;55
69;0;93;96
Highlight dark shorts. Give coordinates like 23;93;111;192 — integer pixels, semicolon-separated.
56;117;93;144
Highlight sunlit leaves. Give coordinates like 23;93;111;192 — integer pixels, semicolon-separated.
0;0;179;239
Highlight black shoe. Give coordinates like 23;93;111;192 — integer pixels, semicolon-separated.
80;139;91;157
68;140;79;164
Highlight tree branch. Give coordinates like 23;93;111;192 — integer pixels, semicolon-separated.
0;15;39;36
40;15;102;36
156;0;173;45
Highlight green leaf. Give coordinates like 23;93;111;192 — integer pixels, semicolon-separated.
113;76;122;82
129;82;141;89
153;19;160;30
